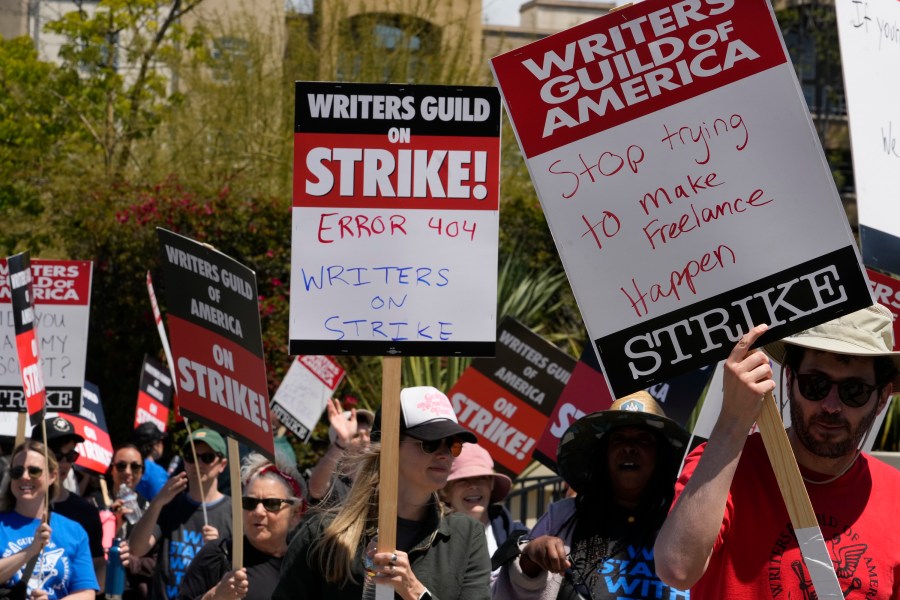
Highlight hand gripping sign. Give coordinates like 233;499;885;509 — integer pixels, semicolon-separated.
156;229;274;459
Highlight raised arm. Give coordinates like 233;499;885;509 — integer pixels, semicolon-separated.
654;324;775;589
129;472;187;557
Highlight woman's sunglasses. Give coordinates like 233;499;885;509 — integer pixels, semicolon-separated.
183;452;220;465
796;373;878;408
405;437;463;457
240;497;295;513
114;461;144;473
10;465;44;480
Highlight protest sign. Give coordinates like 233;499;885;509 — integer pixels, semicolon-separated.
867;269;900;347
491;0;871;399
157;228;274;458
0;258;92;414
270;355;345;442
836;0;900;274
134;354;174;431
32;382;114;474
4;253;47;425
447;317;574;476
533;344;712;472
289;82;502;357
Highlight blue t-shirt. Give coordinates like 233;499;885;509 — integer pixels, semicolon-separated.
137;457;168;500
0;511;99;599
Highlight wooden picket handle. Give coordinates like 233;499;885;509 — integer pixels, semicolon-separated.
228;437;243;571
757;389;841;598
376;357;402;587
756;390;817;528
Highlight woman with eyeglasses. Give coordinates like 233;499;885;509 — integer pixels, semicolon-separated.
176;454;304;600
0;440;98;599
92;445;154;600
273;386;492;600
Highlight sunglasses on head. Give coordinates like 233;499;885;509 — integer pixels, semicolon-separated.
10;465;44;480
54;449;79;464
240;497;295;513
114;461;143;473
796;373;878;408
183;452;220;465
406;437;463;457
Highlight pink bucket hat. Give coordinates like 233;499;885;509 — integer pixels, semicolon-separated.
447;443;512;504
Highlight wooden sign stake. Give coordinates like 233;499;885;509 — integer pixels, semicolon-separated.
15;412;26;448
757;390;841;598
228;436;243;571
376;356;402;600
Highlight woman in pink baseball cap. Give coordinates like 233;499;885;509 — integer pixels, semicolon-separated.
442;443;525;581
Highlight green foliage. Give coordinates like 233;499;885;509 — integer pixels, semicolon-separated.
53;177;292;442
0;38;81;253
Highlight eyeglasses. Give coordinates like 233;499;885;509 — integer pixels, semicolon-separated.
796;373;879;408
54;449;79;464
240;497;295;513
404;437;463;457
10;465;44;480
183;452;220;465
114;461;144;473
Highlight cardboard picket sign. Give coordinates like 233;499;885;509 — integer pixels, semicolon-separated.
491;0;872;399
270;355;345;442
835;0;900;274
4;253;47;425
134;355;174;431
0;258;92;413
156;228;274;459
31;382;114;474
289;82;502;358
533;344;713;473
447;317;575;476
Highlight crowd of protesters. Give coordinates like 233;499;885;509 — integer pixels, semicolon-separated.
1;305;899;599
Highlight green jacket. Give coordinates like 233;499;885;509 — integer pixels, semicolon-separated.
273;502;491;600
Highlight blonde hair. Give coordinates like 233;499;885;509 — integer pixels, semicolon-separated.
310;442;382;584
0;440;61;512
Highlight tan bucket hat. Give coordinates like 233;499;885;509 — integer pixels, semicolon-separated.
557;391;689;495
763;303;900;388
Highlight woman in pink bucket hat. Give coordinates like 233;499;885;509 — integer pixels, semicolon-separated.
442;443;525;581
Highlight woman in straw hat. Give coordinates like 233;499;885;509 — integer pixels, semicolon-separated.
493;391;691;599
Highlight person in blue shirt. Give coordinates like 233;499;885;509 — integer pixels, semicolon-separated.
132;423;169;500
0;439;98;600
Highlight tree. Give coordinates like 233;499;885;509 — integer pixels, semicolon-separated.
0;37;80;253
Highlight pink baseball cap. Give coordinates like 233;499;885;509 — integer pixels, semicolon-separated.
447;443;512;504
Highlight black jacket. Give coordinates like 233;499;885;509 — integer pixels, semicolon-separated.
273;502;491;600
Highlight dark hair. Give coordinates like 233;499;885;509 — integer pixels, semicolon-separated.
783;345;899;388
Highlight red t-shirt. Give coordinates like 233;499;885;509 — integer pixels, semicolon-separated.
675;433;900;599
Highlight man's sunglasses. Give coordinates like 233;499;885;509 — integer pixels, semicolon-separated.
240;497;295;513
54;449;79;464
114;461;144;473
183;452;220;465
10;465;44;480
405;437;463;457
796;373;878;408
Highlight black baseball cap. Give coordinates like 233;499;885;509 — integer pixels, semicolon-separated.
133;422;167;447
32;416;85;447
